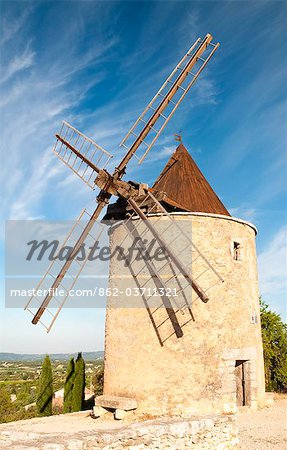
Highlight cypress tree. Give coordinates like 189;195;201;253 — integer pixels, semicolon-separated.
63;357;75;413
36;355;53;416
72;352;85;412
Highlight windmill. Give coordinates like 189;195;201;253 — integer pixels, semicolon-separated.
25;33;223;336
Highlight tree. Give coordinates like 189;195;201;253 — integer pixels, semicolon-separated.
36;355;53;416
260;299;287;392
16;383;31;407
0;385;16;423
92;364;104;397
63;357;75;413
72;352;85;412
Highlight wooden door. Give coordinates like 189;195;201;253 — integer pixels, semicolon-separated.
235;360;248;406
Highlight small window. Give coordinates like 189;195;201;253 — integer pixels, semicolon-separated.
251;312;258;324
233;242;241;261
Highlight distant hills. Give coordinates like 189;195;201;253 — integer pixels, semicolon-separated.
0;351;104;362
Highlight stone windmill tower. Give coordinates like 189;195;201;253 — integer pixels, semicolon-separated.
24;34;265;417
102;143;265;416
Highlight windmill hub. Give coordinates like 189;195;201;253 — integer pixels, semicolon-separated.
94;169;148;201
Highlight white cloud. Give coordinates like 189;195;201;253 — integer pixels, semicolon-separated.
258;226;287;299
0;28;119;225
8;148;65;220
229;207;257;223
0;8;32;46
145;144;176;164
0;44;35;84
0;81;27;108
192;74;218;106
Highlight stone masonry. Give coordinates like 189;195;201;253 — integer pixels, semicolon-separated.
103;212;265;416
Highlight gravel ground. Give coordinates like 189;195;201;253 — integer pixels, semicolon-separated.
237;396;287;450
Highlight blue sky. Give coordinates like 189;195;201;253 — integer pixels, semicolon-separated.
0;0;286;353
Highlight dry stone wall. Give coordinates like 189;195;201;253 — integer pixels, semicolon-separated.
0;415;238;450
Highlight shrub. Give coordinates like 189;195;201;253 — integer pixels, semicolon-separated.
261;299;287;392
36;355;53;416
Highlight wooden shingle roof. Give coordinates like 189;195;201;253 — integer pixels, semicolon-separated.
151;143;230;216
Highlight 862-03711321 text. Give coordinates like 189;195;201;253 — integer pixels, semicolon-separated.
10;287;179;298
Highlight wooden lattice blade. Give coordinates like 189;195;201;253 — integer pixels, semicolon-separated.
53;121;113;189
122;219;184;340
113;191;223;343
55;134;100;174
125;191;223;300
25;201;107;331
112;200;194;343
128;197;209;303
118;34;219;169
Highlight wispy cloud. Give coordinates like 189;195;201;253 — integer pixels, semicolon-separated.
228;206;258;224
0;10;119;225
8;148;65;220
258;226;287;303
145;144;176;164
192;74;218;106
0;44;35;84
0;7;32;46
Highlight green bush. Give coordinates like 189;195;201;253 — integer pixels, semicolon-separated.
0;385;16;423
92;364;104;397
261;299;287;392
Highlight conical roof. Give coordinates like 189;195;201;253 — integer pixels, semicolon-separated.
151;143;230;216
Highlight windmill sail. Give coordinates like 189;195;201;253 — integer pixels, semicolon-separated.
25;207;106;332
25;34;222;336
125;191;223;300
119;34;219;166
53;121;113;189
110;191;223;342
121;219;189;344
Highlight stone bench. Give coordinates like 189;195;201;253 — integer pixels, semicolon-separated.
93;395;138;420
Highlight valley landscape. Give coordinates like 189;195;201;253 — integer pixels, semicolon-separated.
0;352;104;423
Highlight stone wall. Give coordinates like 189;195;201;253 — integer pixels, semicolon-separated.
0;415;238;449
104;213;265;415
